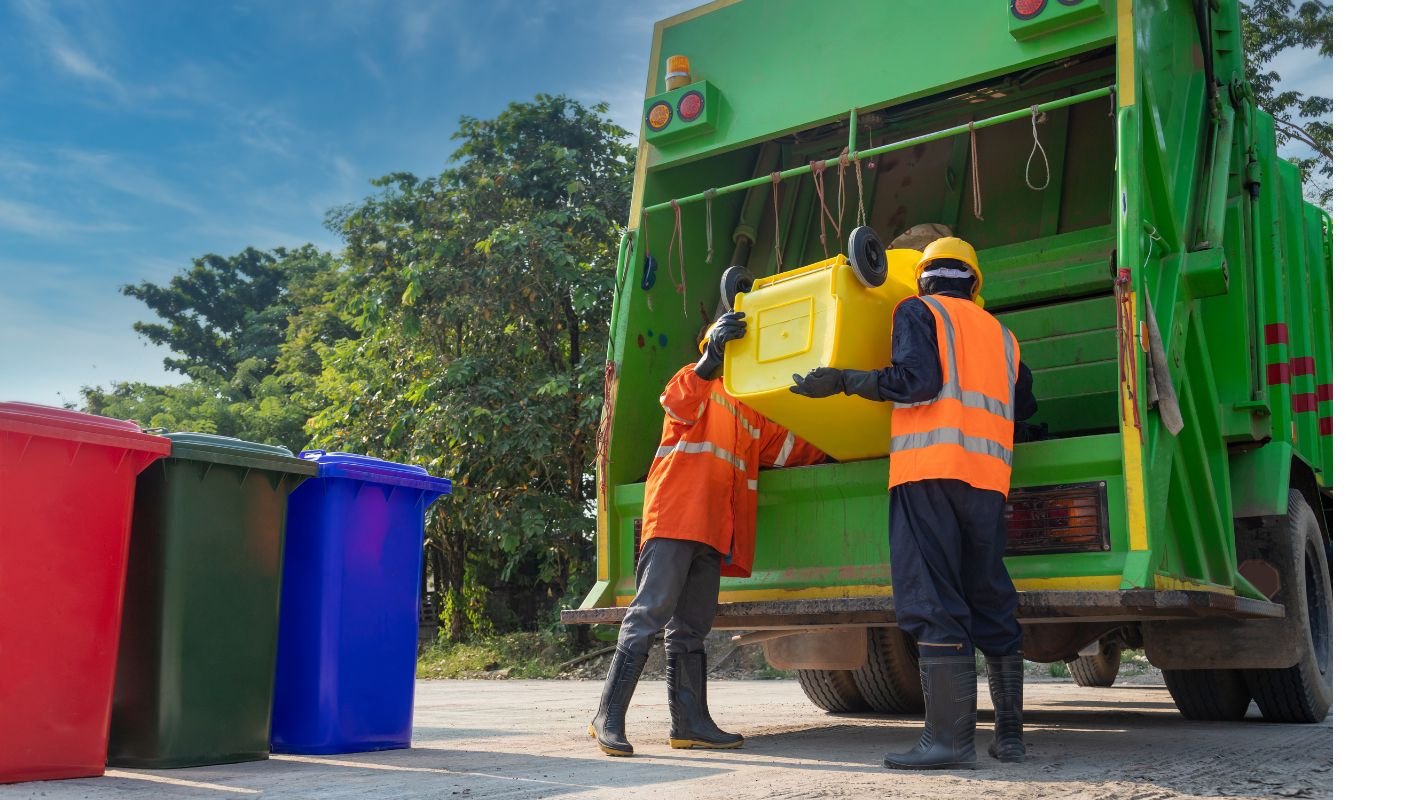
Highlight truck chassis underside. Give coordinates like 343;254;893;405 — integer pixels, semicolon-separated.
560;590;1283;630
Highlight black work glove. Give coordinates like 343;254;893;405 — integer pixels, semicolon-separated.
840;369;883;402
694;311;747;379
790;367;845;398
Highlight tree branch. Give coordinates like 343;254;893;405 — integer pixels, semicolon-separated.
1273;115;1332;161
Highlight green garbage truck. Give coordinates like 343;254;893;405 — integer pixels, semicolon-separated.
562;0;1333;724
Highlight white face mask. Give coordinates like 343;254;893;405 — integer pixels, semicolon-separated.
919;266;974;280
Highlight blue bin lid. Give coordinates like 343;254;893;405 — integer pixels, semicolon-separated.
299;450;453;494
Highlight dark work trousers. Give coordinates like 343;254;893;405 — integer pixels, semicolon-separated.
889;477;1023;657
616;537;722;657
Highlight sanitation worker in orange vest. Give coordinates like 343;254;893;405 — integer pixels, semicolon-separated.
590;310;828;758
791;235;1038;770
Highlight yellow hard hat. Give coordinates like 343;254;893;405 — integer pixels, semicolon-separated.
915;237;985;307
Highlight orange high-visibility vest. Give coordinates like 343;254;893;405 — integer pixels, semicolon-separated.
889;295;1020;495
642;364;827;577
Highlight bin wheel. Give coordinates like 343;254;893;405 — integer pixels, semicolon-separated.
720;266;753;312
847;226;888;288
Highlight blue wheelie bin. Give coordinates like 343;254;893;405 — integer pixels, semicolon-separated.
270;451;451;754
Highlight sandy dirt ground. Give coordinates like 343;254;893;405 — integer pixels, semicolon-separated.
1;678;1331;800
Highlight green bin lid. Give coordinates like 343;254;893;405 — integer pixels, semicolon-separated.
162;432;319;475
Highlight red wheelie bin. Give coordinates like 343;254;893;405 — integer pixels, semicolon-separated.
0;404;170;784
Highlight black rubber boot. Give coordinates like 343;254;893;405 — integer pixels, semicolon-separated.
986;654;1026;762
667;651;744;749
883;655;978;770
589;647;648;757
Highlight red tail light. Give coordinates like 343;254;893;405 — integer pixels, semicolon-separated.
1011;0;1047;20
1005;482;1110;555
677;90;705;122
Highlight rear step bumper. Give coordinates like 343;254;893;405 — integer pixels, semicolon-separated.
560;590;1284;629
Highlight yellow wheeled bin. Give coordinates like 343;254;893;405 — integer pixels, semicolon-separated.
723;242;920;462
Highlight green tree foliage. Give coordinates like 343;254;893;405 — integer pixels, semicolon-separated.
308;95;633;638
83;245;348;451
84;95;632;640
122;246;333;381
1241;0;1333;203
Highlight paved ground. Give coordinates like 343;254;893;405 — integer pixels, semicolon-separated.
2;679;1331;799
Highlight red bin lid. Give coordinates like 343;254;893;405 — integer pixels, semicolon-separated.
0;402;172;455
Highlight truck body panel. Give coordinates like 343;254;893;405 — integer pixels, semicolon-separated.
577;0;1332;642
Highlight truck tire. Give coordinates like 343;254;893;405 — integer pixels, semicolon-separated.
1067;645;1121;688
1163;668;1251;720
852;627;924;714
1241;490;1333;723
795;669;870;713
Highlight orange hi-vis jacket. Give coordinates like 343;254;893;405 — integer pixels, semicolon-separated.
641;364;828;577
889;295;1021;495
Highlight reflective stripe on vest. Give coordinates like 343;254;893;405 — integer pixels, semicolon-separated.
889;295;1019;489
659;393;705;425
893;296;1017;424
773;432;796;467
710;391;761;439
889;425;1014;465
654;439;747;471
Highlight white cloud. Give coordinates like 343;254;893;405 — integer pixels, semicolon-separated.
236;108;299;159
54;149;205;217
399;5;436;53
357;51;387;82
14;0;127;101
331;154;358;183
0;198;131;238
51;43;121;88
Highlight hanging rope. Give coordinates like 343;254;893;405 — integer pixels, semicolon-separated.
836;149;849;241
770;170;784;271
704;189;716;265
811;160;827;258
1026;104;1051;191
1143;222;1164;269
853;156;867;229
595;359;617;465
811;159;838;259
668;198;687;317
969;120;984;221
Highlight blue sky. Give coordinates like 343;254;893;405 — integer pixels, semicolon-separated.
1;0;1331;405
1;0;686;404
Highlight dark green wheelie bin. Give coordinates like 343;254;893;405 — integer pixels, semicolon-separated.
108;433;317;768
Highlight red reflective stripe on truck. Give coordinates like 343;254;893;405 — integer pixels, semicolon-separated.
1319;417;1333;436
1265;323;1289;345
1316;383;1332;401
1292;393;1318;413
1266;363;1291;385
1290;357;1315;376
